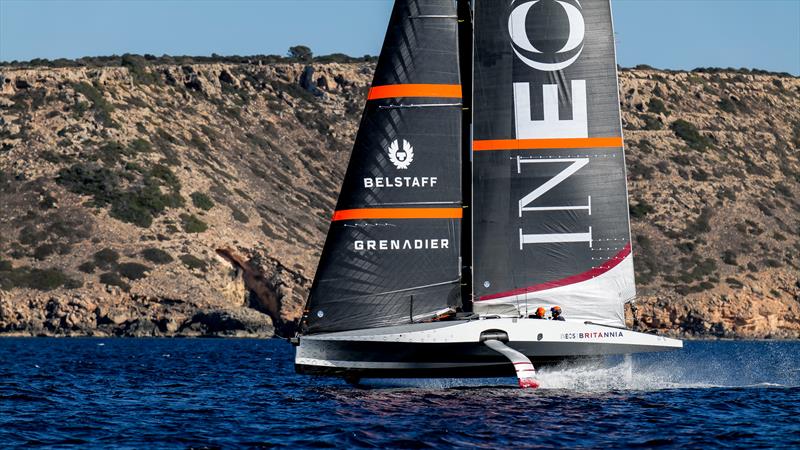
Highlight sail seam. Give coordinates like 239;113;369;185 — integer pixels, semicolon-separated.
473;137;623;151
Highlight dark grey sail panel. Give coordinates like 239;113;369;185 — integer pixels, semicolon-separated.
471;0;634;325
303;0;463;334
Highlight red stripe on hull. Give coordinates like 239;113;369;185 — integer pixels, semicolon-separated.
476;243;631;302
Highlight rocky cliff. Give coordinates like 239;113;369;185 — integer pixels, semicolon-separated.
1;60;798;338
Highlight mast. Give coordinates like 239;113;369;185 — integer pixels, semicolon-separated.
302;0;463;334
470;0;635;326
457;0;474;310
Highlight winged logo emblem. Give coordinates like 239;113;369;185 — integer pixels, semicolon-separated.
387;139;414;170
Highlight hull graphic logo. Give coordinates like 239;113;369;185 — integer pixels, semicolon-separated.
388;139;414;170
508;0;585;72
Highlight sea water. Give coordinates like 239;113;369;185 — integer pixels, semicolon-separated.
1;338;798;448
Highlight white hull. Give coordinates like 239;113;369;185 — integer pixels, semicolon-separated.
295;318;682;378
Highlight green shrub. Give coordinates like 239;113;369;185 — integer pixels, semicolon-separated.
72;101;89;118
775;183;793;198
686;207;713;235
99;272;130;291
677;241;695;254
627;160;655;180
109;182;182;228
39;193;57;210
180;214;208;233
717;97;738;113
691;169;710;181
190;133;211;153
18;225;47;246
0;265;76;291
670;120;712;150
33;243;57;260
722;250;738;265
231;207;249;223
71;82;117;128
179;254;208;271
725;277;743;288
756;201;774;217
147;164;181;191
121;54;161;85
288;45;313;62
647;98;668;115
98;140;149;164
41;150;72;164
59;162;184;228
93;248;120;268
78;261;96;273
57;164;120;205
118;262;151;280
128;138;153;154
109;195;156;228
234;188;252;201
641;114;663;130
141;248;173;264
191;192;215;211
0;260;12;271
629;199;654;218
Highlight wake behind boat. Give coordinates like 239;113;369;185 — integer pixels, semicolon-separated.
293;0;682;387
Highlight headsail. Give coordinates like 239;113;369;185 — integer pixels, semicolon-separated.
303;0;463;334
471;0;634;326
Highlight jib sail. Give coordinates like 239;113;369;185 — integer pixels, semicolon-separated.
471;0;634;326
302;0;463;334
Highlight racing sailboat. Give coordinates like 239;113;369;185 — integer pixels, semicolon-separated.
293;0;681;387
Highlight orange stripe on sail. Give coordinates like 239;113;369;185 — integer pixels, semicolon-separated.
367;84;462;100
473;137;623;151
332;208;463;221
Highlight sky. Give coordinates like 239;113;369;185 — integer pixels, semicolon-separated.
1;0;798;75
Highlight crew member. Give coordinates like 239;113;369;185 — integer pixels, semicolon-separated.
529;307;546;319
550;306;565;321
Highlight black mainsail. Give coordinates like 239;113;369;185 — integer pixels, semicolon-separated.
303;0;463;334
470;0;634;326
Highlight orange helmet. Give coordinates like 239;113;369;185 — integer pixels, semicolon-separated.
551;306;562;315
535;307;546;317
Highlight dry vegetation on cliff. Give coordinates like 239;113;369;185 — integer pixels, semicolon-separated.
0;57;798;338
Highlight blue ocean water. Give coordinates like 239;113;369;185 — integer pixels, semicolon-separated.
1;338;799;449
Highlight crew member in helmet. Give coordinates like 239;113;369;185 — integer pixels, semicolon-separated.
550;306;565;321
530;307;546;319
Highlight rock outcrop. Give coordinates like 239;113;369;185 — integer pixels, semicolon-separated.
0;60;798;338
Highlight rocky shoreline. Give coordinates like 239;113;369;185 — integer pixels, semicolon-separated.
1;59;798;339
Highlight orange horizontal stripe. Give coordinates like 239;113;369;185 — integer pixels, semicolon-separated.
368;84;462;100
473;137;623;151
332;208;462;221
